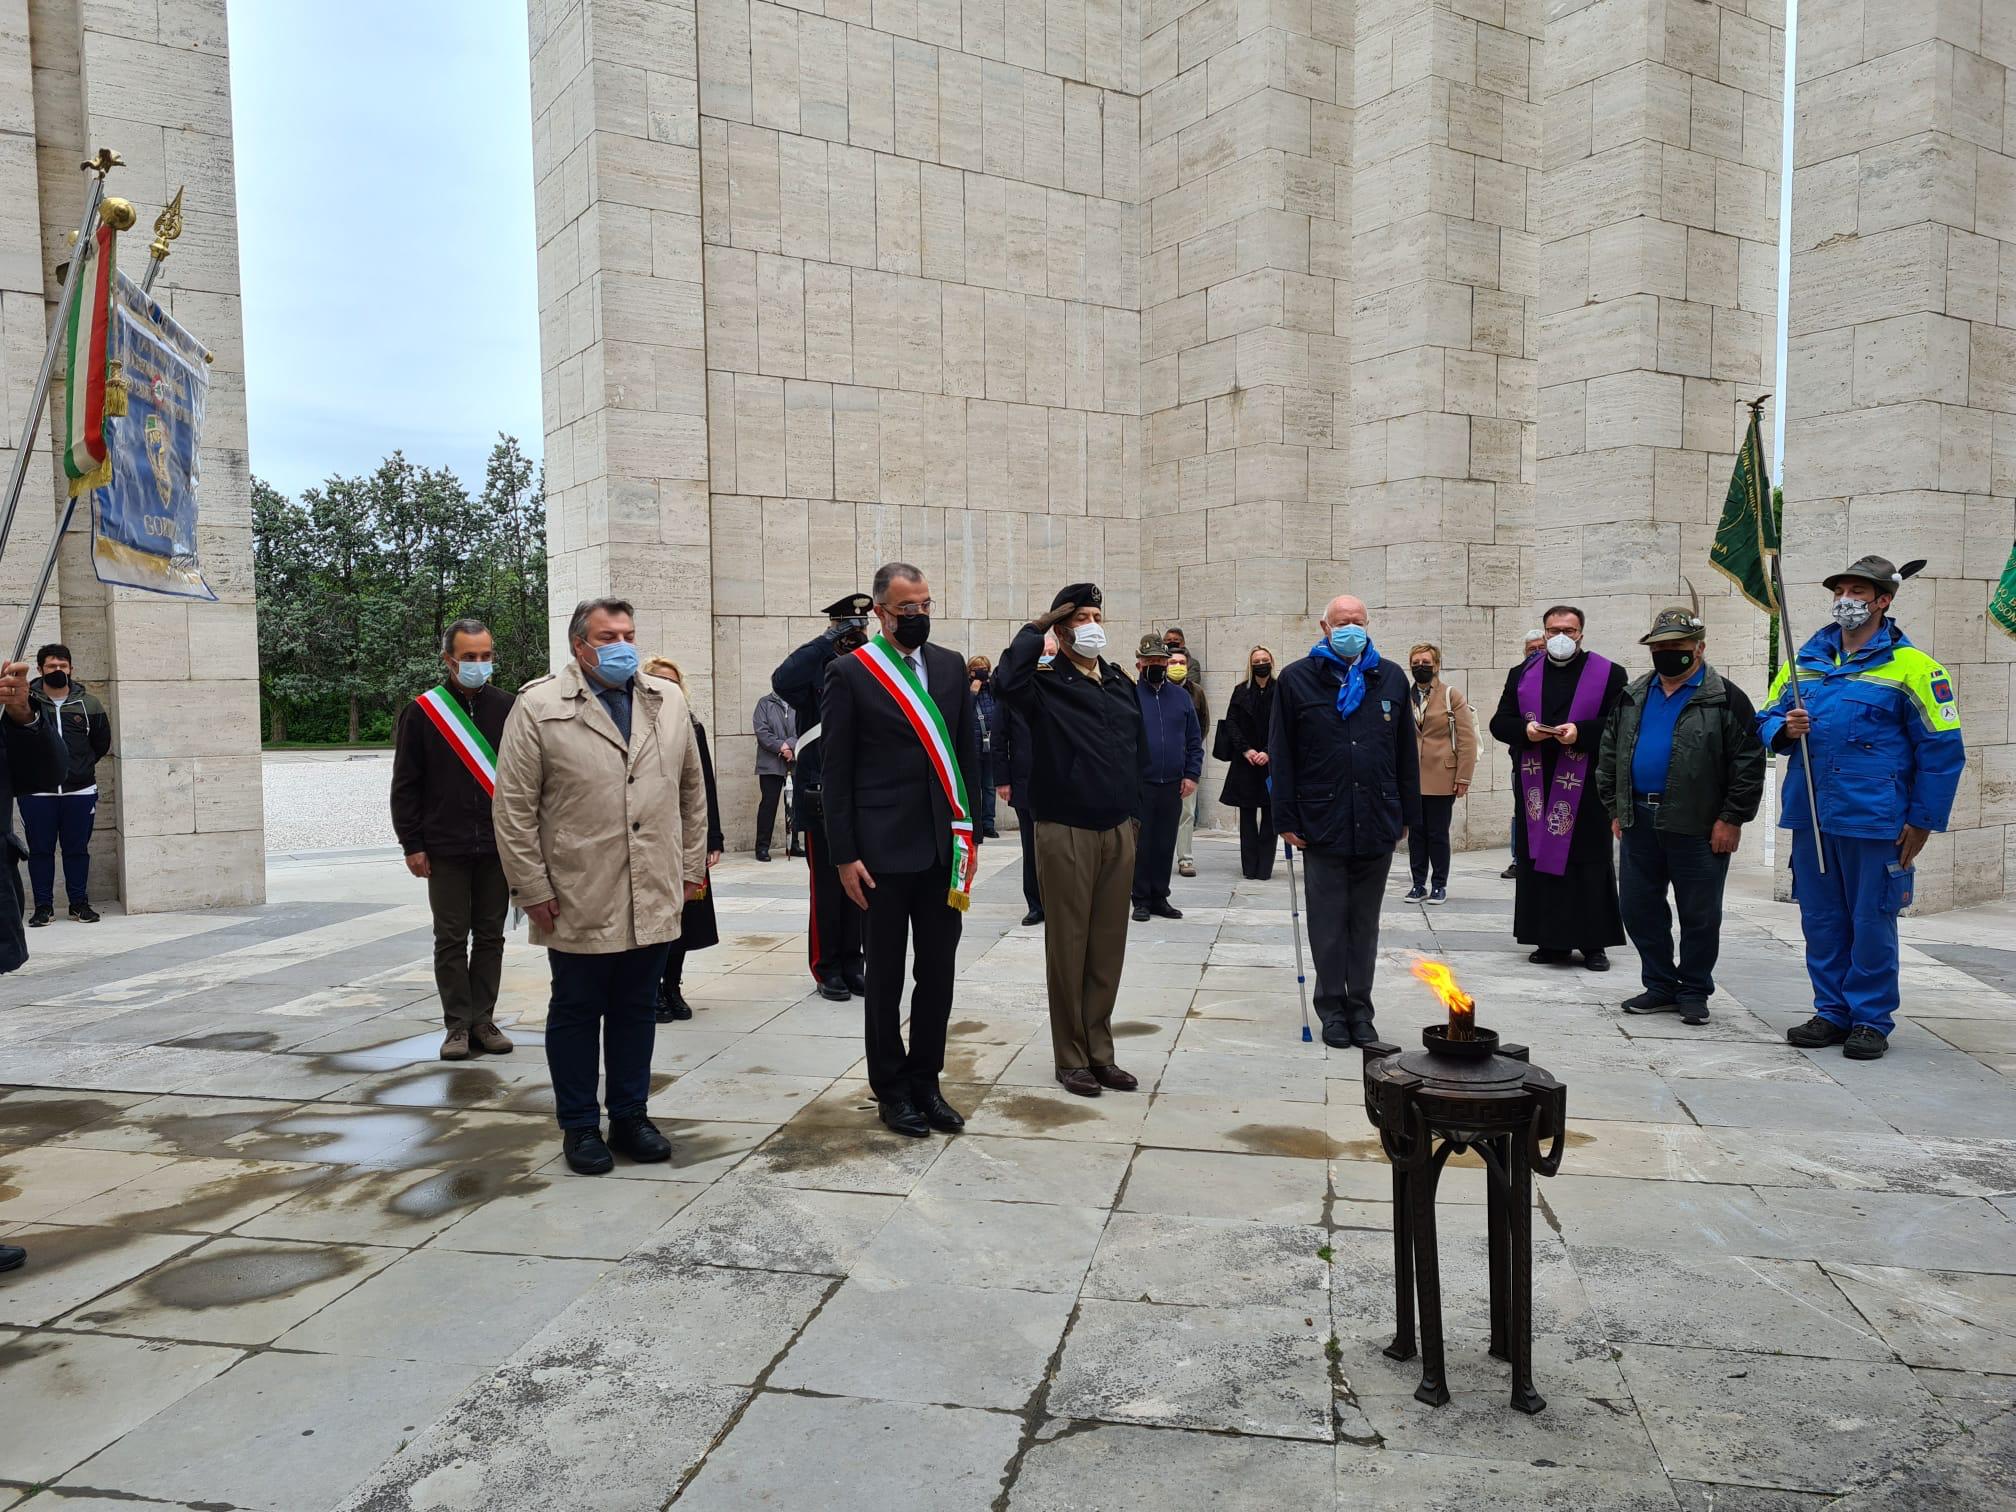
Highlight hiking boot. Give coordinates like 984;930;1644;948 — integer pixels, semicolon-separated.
69;902;100;923
1622;992;1679;1015
1842;1026;1888;1060
608;1116;672;1162
1786;1015;1849;1049
440;1029;473;1061
27;906;51;928
472;1022;514;1054
1404;884;1428;902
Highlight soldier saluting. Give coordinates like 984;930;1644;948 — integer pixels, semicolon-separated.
1759;555;1965;1062
773;593;872;1002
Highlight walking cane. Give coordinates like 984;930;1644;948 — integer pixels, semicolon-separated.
1284;840;1313;1044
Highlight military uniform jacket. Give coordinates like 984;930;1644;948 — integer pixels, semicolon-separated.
994;622;1149;831
1757;620;1964;840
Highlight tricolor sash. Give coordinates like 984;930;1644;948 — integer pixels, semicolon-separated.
850;636;978;910
1517;652;1613;876
415;687;497;797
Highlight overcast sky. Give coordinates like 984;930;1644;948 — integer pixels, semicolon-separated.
229;4;543;499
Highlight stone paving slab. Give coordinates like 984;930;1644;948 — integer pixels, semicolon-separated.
1;837;2012;1508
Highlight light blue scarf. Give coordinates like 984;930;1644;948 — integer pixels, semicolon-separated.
1311;637;1381;720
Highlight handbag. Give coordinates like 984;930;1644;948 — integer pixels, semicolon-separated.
1211;717;1237;762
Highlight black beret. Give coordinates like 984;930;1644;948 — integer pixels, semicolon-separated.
1052;582;1101;611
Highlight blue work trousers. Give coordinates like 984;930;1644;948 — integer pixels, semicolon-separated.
19;792;96;909
1789;829;1904;1037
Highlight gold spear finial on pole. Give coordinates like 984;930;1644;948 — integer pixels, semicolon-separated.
142;187;185;293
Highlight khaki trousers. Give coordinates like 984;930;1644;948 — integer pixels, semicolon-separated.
1034;819;1136;1070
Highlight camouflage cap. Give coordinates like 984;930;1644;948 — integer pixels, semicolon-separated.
1639;605;1706;645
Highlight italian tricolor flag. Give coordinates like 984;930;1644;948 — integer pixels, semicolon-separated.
62;221;118;498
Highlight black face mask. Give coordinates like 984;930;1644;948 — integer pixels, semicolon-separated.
1144;665;1167;686
1251;664;1270;680
888;614;931;650
42;671;68;690
1652;648;1696;678
1411;665;1434;684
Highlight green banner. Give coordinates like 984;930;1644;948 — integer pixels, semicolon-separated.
1993;537;2016;641
1710;402;1779;614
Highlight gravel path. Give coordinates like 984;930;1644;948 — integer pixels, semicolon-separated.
262;751;401;853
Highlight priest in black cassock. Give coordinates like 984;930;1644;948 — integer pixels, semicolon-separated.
1489;605;1628;970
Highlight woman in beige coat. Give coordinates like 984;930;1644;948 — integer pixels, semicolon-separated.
1404;642;1478;903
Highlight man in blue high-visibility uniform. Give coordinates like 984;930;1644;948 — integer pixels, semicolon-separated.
1757;555;1965;1061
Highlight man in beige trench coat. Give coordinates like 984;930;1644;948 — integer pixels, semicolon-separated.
493;597;710;1175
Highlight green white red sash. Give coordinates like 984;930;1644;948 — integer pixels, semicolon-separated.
415;686;496;797
851;635;977;911
62;222;119;497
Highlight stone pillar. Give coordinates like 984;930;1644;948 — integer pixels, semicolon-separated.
1352;0;1541;847
18;0;262;911
1784;1;2014;910
530;0;715;724
1138;0;1352;815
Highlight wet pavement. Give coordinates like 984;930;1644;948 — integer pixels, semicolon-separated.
1;839;2013;1509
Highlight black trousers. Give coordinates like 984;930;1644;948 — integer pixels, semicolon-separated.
425;855;510;1032
1014;806;1043;912
861;866;963;1100
1300;847;1392;1031
1619;803;1731;1004
1131;781;1183;905
1408;795;1456;887
1238;805;1276;879
801;790;863;984
544;943;670;1131
755;773;786;850
1510;764;1526;863
977;756;997;830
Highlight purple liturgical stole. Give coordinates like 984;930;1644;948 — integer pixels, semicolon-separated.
1518;652;1614;876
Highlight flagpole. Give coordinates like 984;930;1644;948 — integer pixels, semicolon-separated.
1757;396;1826;877
0;151;121;580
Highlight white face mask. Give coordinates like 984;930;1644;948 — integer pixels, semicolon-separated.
1069;622;1107;656
1831;595;1873;631
1546;632;1578;662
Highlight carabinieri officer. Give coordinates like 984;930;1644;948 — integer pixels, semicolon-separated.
1757;554;1965;1062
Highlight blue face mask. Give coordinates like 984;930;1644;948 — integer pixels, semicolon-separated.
1038;653;1055;665
594;641;639;684
454;660;494;690
1328;624;1369;659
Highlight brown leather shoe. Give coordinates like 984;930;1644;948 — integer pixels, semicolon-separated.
1090;1064;1138;1091
472;1022;514;1054
1056;1067;1102;1097
440;1029;472;1061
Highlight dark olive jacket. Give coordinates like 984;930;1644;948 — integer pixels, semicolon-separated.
1596;665;1766;837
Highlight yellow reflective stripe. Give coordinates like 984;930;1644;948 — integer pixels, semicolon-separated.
1889;648;1961;733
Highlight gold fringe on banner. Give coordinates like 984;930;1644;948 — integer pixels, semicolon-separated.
104;359;127;418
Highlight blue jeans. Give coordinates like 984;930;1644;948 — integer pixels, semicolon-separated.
544;943;671;1130
1618;804;1729;1004
19;792;96;909
1790;829;1903;1036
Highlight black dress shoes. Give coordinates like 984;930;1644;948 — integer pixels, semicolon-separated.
1347;1020;1379;1048
879;1094;931;1137
917;1089;966;1131
755;845;771;862
1529;948;1572;965
843;967;868;997
1148;901;1183;919
655;991;695;1024
0;1243;25;1273
1581;949;1610;972
563;1127;614;1175
1321;1022;1351;1048
1022;908;1044;926
608;1116;672;1163
1131;904;1150;922
817;976;851;1001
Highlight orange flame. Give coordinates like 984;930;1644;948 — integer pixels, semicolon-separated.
1412;958;1475;1038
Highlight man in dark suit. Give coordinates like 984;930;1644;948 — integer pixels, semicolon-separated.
773;593;872;1001
0;651;70;1275
821;562;982;1139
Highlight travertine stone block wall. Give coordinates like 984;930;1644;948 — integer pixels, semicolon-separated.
1;0;262;911
1537;0;1783;769
693;0;1146;836
1351;0;1539;847
1139;0;1353;819
1784;0;2015;911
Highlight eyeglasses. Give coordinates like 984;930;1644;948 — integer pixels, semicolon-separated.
881;599;933;617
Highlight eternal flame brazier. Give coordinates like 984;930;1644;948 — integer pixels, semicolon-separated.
1361;1019;1568;1413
